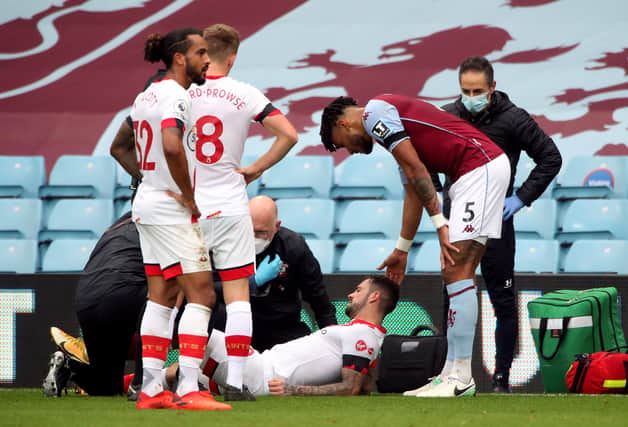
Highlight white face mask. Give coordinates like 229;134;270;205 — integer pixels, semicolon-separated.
461;92;490;114
254;237;271;255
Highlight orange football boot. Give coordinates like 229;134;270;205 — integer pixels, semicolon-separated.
170;391;232;410
136;390;174;409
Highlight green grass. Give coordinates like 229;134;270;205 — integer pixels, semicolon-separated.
2;389;628;427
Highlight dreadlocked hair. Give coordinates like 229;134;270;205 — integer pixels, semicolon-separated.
319;96;358;152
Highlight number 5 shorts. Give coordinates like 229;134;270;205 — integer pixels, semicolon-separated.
447;153;510;244
136;222;211;279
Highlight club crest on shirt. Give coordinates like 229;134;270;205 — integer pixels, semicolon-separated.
186;126;198;152
371;120;390;139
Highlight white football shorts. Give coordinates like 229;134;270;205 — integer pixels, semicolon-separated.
200;214;255;281
448;154;510;244
136;222;210;279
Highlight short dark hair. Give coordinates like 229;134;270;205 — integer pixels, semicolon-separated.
144;27;203;69
365;275;400;316
319;96;358;152
458;56;494;86
203;24;240;62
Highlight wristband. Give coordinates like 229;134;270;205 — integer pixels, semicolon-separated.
395;236;413;252
430;213;448;229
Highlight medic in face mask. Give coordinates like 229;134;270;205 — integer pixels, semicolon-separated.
254;237;272;255
459;69;495;115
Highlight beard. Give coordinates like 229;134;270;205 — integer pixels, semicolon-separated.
353;134;373;154
186;62;206;85
345;299;365;319
362;136;374;154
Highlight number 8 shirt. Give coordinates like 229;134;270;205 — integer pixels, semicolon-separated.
130;78;195;224
185;75;279;218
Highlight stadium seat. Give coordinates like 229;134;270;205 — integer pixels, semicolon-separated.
552;156;628;200
337;239;396;272
513;152;554;199
0;239;38;273
331;155;403;199
332;200;402;244
555;199;628;243
39;155;117;199
115;199;132;219
114;164;134;200
415;216;438;242
409;240;442;273
305;239;335;274
41;239;97;272
562;240;628;274
276;198;335;239
0;156;45;198
515;199;557;240
0;199;42;239
40;199;114;241
260;156;333;198
514;239;559;273
242;155;260;199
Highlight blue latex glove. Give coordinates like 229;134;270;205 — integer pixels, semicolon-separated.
503;195;524;221
255;255;282;287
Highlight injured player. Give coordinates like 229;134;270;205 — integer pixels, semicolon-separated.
165;275;398;396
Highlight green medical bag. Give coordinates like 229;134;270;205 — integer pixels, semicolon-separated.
528;287;625;392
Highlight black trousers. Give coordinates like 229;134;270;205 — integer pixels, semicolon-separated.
442;218;517;377
481;218;517;375
72;286;146;395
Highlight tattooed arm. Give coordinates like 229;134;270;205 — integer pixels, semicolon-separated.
390;138;459;269
392;139;440;216
359;368;376;395
268;368;365;396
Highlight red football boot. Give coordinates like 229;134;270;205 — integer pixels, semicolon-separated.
170;390;232;410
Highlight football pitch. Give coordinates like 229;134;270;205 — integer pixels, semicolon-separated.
2;389;627;427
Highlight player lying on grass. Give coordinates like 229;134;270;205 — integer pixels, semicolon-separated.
162;275;398;396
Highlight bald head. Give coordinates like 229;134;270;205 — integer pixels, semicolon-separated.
249;196;280;243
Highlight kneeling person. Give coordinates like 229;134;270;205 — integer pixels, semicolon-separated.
202;275;398;396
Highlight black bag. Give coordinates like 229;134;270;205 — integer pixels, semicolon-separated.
376;325;447;393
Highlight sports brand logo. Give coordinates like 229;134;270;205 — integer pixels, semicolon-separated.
454;382;475;396
355;340;367;352
371;120;391;139
463;225;475;233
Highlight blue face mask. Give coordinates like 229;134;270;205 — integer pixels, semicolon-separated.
461;92;489;114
